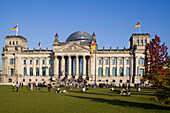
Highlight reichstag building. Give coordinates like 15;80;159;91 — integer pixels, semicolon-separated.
1;31;150;85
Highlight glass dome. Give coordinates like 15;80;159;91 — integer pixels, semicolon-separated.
66;31;92;43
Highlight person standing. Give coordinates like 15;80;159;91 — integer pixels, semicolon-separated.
47;83;51;93
16;82;19;92
12;82;15;89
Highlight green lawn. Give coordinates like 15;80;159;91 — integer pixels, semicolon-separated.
0;86;169;113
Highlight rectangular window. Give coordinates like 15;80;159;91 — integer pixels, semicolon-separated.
10;59;15;64
144;40;147;43
127;60;129;64
113;60;115;65
24;60;26;64
140;40;143;43
136;40;139;44
43;60;45;64
16;41;18;45
36;60;39;64
11;68;14;76
120;60;122;64
23;79;25;82
49;60;51;64
30;60;32;65
106;60;108;65
99;60;102;65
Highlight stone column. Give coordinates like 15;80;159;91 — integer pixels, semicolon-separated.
116;57;119;76
33;59;36;76
76;55;79;79
2;58;5;74
61;56;65;77
123;57;126;76
109;57;112;76
83;56;86;79
14;57;18;76
130;56;133;83
39;58;42;76
68;55;72;79
102;57;105;76
135;56;138;76
54;56;58;78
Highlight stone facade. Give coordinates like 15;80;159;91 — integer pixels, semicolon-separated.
0;31;150;85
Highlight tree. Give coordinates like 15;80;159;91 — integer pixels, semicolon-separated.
144;35;168;86
144;35;169;105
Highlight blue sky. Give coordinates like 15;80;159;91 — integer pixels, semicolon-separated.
0;0;170;68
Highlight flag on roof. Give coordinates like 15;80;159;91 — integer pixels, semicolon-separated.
90;42;96;56
38;41;41;47
11;25;18;30
134;22;140;28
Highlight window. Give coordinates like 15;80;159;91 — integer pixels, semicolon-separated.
98;68;102;77
113;80;115;82
99;60;102;65
35;79;37;81
24;60;26;64
43;60;45;64
136;40;139;44
8;79;12;83
113;60;115;65
42;67;46;76
126;67;130;77
127;80;129;83
140;40;143;44
30;67;33;76
49;60;51;64
139;69;144;76
106;60;109;65
36;67;39;76
13;41;15;45
9;41;11;45
112;67;116;76
127;60;129;64
11;68;14;76
30;60;32;65
49;67;52;76
120;80;122;83
16;41;18;45
119;67;123;76
144;40;147;43
105;67;109;77
29;79;31;82
23;79;25;82
36;60;39;64
10;59;15;64
23;67;26;76
138;58;144;64
42;79;44;81
120;60;122;64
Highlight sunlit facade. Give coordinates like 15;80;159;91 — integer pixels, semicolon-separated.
1;31;150;85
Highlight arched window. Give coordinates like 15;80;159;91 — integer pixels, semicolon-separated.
119;67;123;76
98;68;102;77
23;67;26;76
139;69;144;76
112;67;116;77
42;67;46;76
36;67;39;76
49;67;52;76
13;41;15;45
30;67;33;76
138;58;144;64
16;41;18;45
9;41;11;45
126;67;130;77
105;67;109;77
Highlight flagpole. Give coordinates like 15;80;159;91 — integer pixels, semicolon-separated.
16;24;18;36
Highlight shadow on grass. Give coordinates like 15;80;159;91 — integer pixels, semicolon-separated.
66;95;170;110
69;90;114;96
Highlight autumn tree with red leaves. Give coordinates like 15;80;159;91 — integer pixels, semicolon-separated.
144;35;169;105
144;35;168;85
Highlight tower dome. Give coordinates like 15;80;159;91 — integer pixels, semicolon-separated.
66;31;92;43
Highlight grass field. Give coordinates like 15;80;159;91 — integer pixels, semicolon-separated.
0;86;169;113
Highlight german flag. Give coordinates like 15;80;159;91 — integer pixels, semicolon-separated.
134;22;140;28
90;42;96;56
11;25;18;30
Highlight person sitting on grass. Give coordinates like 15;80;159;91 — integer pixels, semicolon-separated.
81;87;86;92
110;87;114;91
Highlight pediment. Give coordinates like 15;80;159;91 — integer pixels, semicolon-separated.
56;43;90;52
